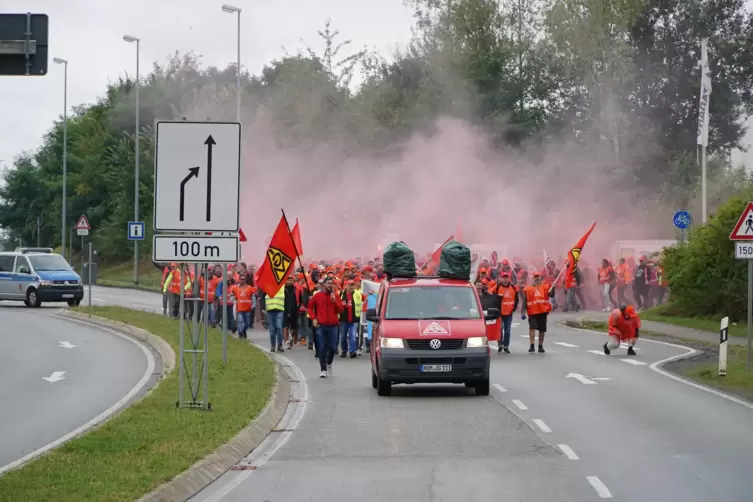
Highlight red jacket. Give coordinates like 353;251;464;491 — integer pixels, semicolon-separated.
307;290;344;326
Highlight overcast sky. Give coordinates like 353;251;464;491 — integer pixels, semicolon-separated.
1;0;751;169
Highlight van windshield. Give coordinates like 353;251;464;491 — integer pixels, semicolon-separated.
28;254;73;272
384;286;481;320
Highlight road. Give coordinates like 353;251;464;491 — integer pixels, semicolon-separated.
69;287;753;500
0;304;156;473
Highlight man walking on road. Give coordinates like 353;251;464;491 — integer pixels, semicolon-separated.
308;276;344;378
520;272;555;353
604;305;639;356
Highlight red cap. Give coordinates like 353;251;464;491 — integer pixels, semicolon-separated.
624;305;637;318
533;271;541;277
500;272;510;278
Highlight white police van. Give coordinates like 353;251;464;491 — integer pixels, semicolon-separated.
0;248;84;307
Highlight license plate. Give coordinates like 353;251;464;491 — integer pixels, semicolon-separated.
62;294;74;298
420;364;452;372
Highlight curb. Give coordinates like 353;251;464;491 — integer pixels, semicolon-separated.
95;282;161;294
138;351;291;502
57;310;176;374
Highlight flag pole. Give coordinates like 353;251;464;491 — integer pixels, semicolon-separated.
281;208;312;295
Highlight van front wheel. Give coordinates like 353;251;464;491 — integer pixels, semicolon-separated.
25;288;42;308
475;378;490;396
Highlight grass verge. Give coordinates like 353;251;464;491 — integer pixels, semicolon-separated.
681;345;753;402
97;261;163;291
641;303;747;338
0;306;275;502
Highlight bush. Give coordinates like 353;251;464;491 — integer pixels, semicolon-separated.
662;193;753;322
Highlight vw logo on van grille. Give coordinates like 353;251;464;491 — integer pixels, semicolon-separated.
429;339;442;350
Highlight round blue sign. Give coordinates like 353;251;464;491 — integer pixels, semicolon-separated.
673;210;692;230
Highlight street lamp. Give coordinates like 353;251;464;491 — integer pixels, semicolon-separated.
221;4;242;121
123;34;141;285
53;57;68;261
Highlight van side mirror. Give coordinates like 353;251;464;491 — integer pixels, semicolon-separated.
485;308;500;320
19;267;31;275
365;308;379;323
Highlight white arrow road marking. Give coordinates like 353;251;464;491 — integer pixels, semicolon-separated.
42;371;66;383
558;444;580;460
512;399;528;410
588;350;606;356
493;384;507;393
554;342;578;347
591;377;611;381
566;373;597;384
58;341;76;349
533;419;552;433
620;359;646;366
511;323;520;327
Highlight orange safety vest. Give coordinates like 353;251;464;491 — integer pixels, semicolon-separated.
168;270;182;294
496;284;517;316
598;267;612;284
231;284;254;312
523;283;552;315
199;275;220;302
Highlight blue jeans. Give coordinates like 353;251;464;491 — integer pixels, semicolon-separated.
339;321;358;354
237;311;251;335
500;314;513;349
267;310;284;347
315;325;339;370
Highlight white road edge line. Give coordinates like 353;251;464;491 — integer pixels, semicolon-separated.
557;444;579;460
493;384;507;393
568;325;753;412
554;342;579;347
586;476;613;498
532;418;551;433
199;347;309;502
0;316;156;475
512;399;528;410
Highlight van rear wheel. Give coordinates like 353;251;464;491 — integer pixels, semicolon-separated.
371;368;378;389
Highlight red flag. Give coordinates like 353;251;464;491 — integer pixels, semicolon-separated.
565;222;596;288
430;235;454;265
256;215;298;297
238;228;247;243
291;219;303;257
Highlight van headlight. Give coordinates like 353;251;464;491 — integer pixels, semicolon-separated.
39;280;51;286
380;338;404;349
466;336;488;348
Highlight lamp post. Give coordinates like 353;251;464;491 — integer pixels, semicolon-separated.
221;4;241;365
53;57;68;261
123;35;141;285
221;4;242;121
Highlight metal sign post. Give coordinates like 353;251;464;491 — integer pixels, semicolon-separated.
152;120;242;410
673;209;691;243
729;202;753;371
88;242;93;315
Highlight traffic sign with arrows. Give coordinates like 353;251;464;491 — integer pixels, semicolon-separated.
153;121;241;233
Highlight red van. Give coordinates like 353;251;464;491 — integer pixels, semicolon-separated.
367;276;499;396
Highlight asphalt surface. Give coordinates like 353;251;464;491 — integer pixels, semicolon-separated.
76;286;753;501
0;304;155;472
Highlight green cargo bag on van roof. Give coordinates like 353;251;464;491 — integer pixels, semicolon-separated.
382;241;417;278
438;240;471;280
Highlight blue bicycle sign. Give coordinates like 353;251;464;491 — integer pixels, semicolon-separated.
673;210;692;230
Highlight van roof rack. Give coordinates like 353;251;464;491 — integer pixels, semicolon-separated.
16;247;53;254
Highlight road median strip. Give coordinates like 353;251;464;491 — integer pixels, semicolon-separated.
0;306;283;502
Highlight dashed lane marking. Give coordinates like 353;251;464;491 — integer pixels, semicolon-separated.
512;399;528;410
588;350;606;356
620;359;646;366
554;342;578;348
532;419;551;433
493;384;507;393
586;476;613;498
558;444;579;460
